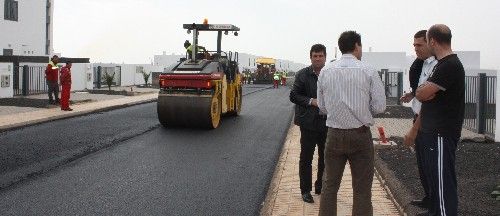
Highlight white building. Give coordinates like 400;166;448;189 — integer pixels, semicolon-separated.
153;52;184;68
362;52;408;72
1;0;54;56
154;52;307;72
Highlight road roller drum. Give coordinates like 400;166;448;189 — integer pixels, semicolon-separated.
157;93;221;129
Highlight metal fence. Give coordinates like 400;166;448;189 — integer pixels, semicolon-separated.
464;76;478;132
464;74;496;139
13;65;47;96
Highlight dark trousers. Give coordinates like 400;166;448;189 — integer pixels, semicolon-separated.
414;115;430;203
299;127;326;194
47;80;59;103
319;126;374;216
420;132;458;216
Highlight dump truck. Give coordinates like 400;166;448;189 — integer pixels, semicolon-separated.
157;22;242;129
254;57;276;84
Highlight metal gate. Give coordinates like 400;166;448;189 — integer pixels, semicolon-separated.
93;66;121;89
13;65;47;96
378;69;403;104
485;76;496;138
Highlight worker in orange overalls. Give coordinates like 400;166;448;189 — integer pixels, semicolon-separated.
281;71;287;86
59;61;73;111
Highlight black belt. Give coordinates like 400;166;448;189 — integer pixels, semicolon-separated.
330;125;369;132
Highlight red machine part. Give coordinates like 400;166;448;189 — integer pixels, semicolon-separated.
159;72;223;89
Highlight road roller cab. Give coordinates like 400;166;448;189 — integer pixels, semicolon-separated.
157;22;242;129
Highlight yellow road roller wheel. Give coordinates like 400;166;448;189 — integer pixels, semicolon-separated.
210;93;221;128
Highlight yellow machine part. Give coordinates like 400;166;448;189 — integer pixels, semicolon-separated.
256;57;276;65
224;73;242;116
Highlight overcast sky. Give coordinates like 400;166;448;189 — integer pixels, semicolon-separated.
54;0;500;69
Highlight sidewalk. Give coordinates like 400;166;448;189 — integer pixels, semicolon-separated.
0;87;158;131
262;125;401;216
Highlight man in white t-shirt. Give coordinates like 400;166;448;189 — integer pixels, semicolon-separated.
400;30;437;209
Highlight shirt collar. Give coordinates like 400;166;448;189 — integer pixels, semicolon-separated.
424;56;436;64
340;54;356;59
309;65;321;75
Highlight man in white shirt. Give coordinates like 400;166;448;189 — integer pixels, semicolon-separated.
317;31;386;216
400;30;438;209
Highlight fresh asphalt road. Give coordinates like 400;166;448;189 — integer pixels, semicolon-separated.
0;85;293;215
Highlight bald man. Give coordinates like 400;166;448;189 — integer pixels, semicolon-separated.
413;24;465;216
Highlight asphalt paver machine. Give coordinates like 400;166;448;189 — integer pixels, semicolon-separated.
254;57;276;84
157;22;242;129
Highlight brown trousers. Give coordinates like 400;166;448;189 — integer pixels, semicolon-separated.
319;127;374;216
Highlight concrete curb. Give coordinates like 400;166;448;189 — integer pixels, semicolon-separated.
260;119;295;216
374;148;421;216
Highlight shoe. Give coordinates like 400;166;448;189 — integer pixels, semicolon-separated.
62;108;73;111
315;187;322;195
410;199;430;208
301;192;314;203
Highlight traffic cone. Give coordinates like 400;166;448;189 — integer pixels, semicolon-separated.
377;126;388;144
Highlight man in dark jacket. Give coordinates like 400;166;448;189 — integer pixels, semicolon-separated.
289;44;327;203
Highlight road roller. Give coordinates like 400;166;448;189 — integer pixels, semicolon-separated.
157;22;242;129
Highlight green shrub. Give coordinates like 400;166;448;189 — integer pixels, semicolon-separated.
103;71;115;91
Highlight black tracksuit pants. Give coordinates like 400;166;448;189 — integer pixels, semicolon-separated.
414;114;430;203
299;127;327;194
419;131;459;216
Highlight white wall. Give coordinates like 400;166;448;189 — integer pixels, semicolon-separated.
496;70;500;141
362;52;408;72
91;63;164;87
70;63;91;91
455;51;480;69
0;63;14;98
0;0;51;56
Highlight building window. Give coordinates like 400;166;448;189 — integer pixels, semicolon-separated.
136;66;144;73
3;49;13;56
4;0;19;21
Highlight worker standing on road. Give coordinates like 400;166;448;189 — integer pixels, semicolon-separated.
241;72;247;84
273;71;280;88
281;71;287;86
289;44;328;203
45;55;60;105
59;61;73;111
